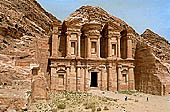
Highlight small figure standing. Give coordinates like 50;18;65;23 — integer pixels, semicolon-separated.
125;96;128;101
147;97;149;101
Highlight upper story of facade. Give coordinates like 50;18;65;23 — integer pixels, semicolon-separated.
50;20;135;61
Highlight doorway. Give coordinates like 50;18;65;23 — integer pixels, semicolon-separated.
90;72;98;87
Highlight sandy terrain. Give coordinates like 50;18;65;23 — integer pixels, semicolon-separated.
89;90;170;112
28;90;170;112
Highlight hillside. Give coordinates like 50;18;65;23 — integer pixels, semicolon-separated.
0;0;60;109
141;29;170;61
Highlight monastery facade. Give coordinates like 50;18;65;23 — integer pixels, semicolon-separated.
49;21;135;92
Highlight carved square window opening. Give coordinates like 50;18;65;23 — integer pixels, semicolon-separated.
58;74;64;85
91;41;97;54
112;44;116;56
71;42;76;55
122;74;127;83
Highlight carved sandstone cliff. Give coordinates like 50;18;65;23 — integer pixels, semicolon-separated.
0;0;60;109
134;29;170;95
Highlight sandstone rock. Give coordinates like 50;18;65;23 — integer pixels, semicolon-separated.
136;29;170;95
0;0;59;109
31;72;48;100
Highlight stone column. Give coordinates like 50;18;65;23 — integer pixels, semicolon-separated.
108;37;111;57
117;65;122;91
50;67;57;91
66;32;71;57
102;67;107;91
117;36;121;58
101;68;103;90
77;33;81;57
127;33;133;59
52;27;58;57
76;62;81;91
107;64;113;91
66;66;70;91
112;64;117;91
87;37;91;58
128;66;135;90
97;38;100;58
84;66;89;91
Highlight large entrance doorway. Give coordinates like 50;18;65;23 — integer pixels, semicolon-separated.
90;72;98;87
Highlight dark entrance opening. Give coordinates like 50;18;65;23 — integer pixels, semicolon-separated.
90;72;98;87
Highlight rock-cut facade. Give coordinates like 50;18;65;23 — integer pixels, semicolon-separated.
49;20;135;92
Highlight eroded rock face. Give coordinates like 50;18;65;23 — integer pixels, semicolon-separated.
141;29;170;61
134;29;170;95
0;0;60;109
65;5;126;26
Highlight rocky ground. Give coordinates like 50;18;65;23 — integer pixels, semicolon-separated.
26;90;170;112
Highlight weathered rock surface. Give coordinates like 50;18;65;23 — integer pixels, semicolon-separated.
134;29;170;95
0;0;60;109
141;29;170;61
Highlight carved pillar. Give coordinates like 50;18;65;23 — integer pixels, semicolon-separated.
112;64;117;91
87;37;91;58
108;37;111;57
127;33;133;59
97;38;100;58
66;66;70;91
77;33;81;57
50;67;57;91
84;66;89;91
128;66;135;90
66;32;71;57
101;68;103;90
76;62;81;91
107;63;113;91
117;65;122;91
117;36;121;58
52;27;58;57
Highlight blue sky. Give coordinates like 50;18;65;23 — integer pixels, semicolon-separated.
37;0;170;41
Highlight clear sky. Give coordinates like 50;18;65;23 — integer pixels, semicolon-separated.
37;0;170;41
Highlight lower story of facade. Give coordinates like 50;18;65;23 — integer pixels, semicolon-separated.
49;57;135;92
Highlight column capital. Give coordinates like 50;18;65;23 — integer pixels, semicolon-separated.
66;65;71;68
76;65;81;68
127;33;134;39
77;32;82;37
52;31;60;35
129;65;135;68
77;61;81;65
66;32;72;36
117;64;122;68
106;63;112;68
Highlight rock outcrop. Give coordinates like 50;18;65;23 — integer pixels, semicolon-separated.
134;29;170;95
0;0;60;110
